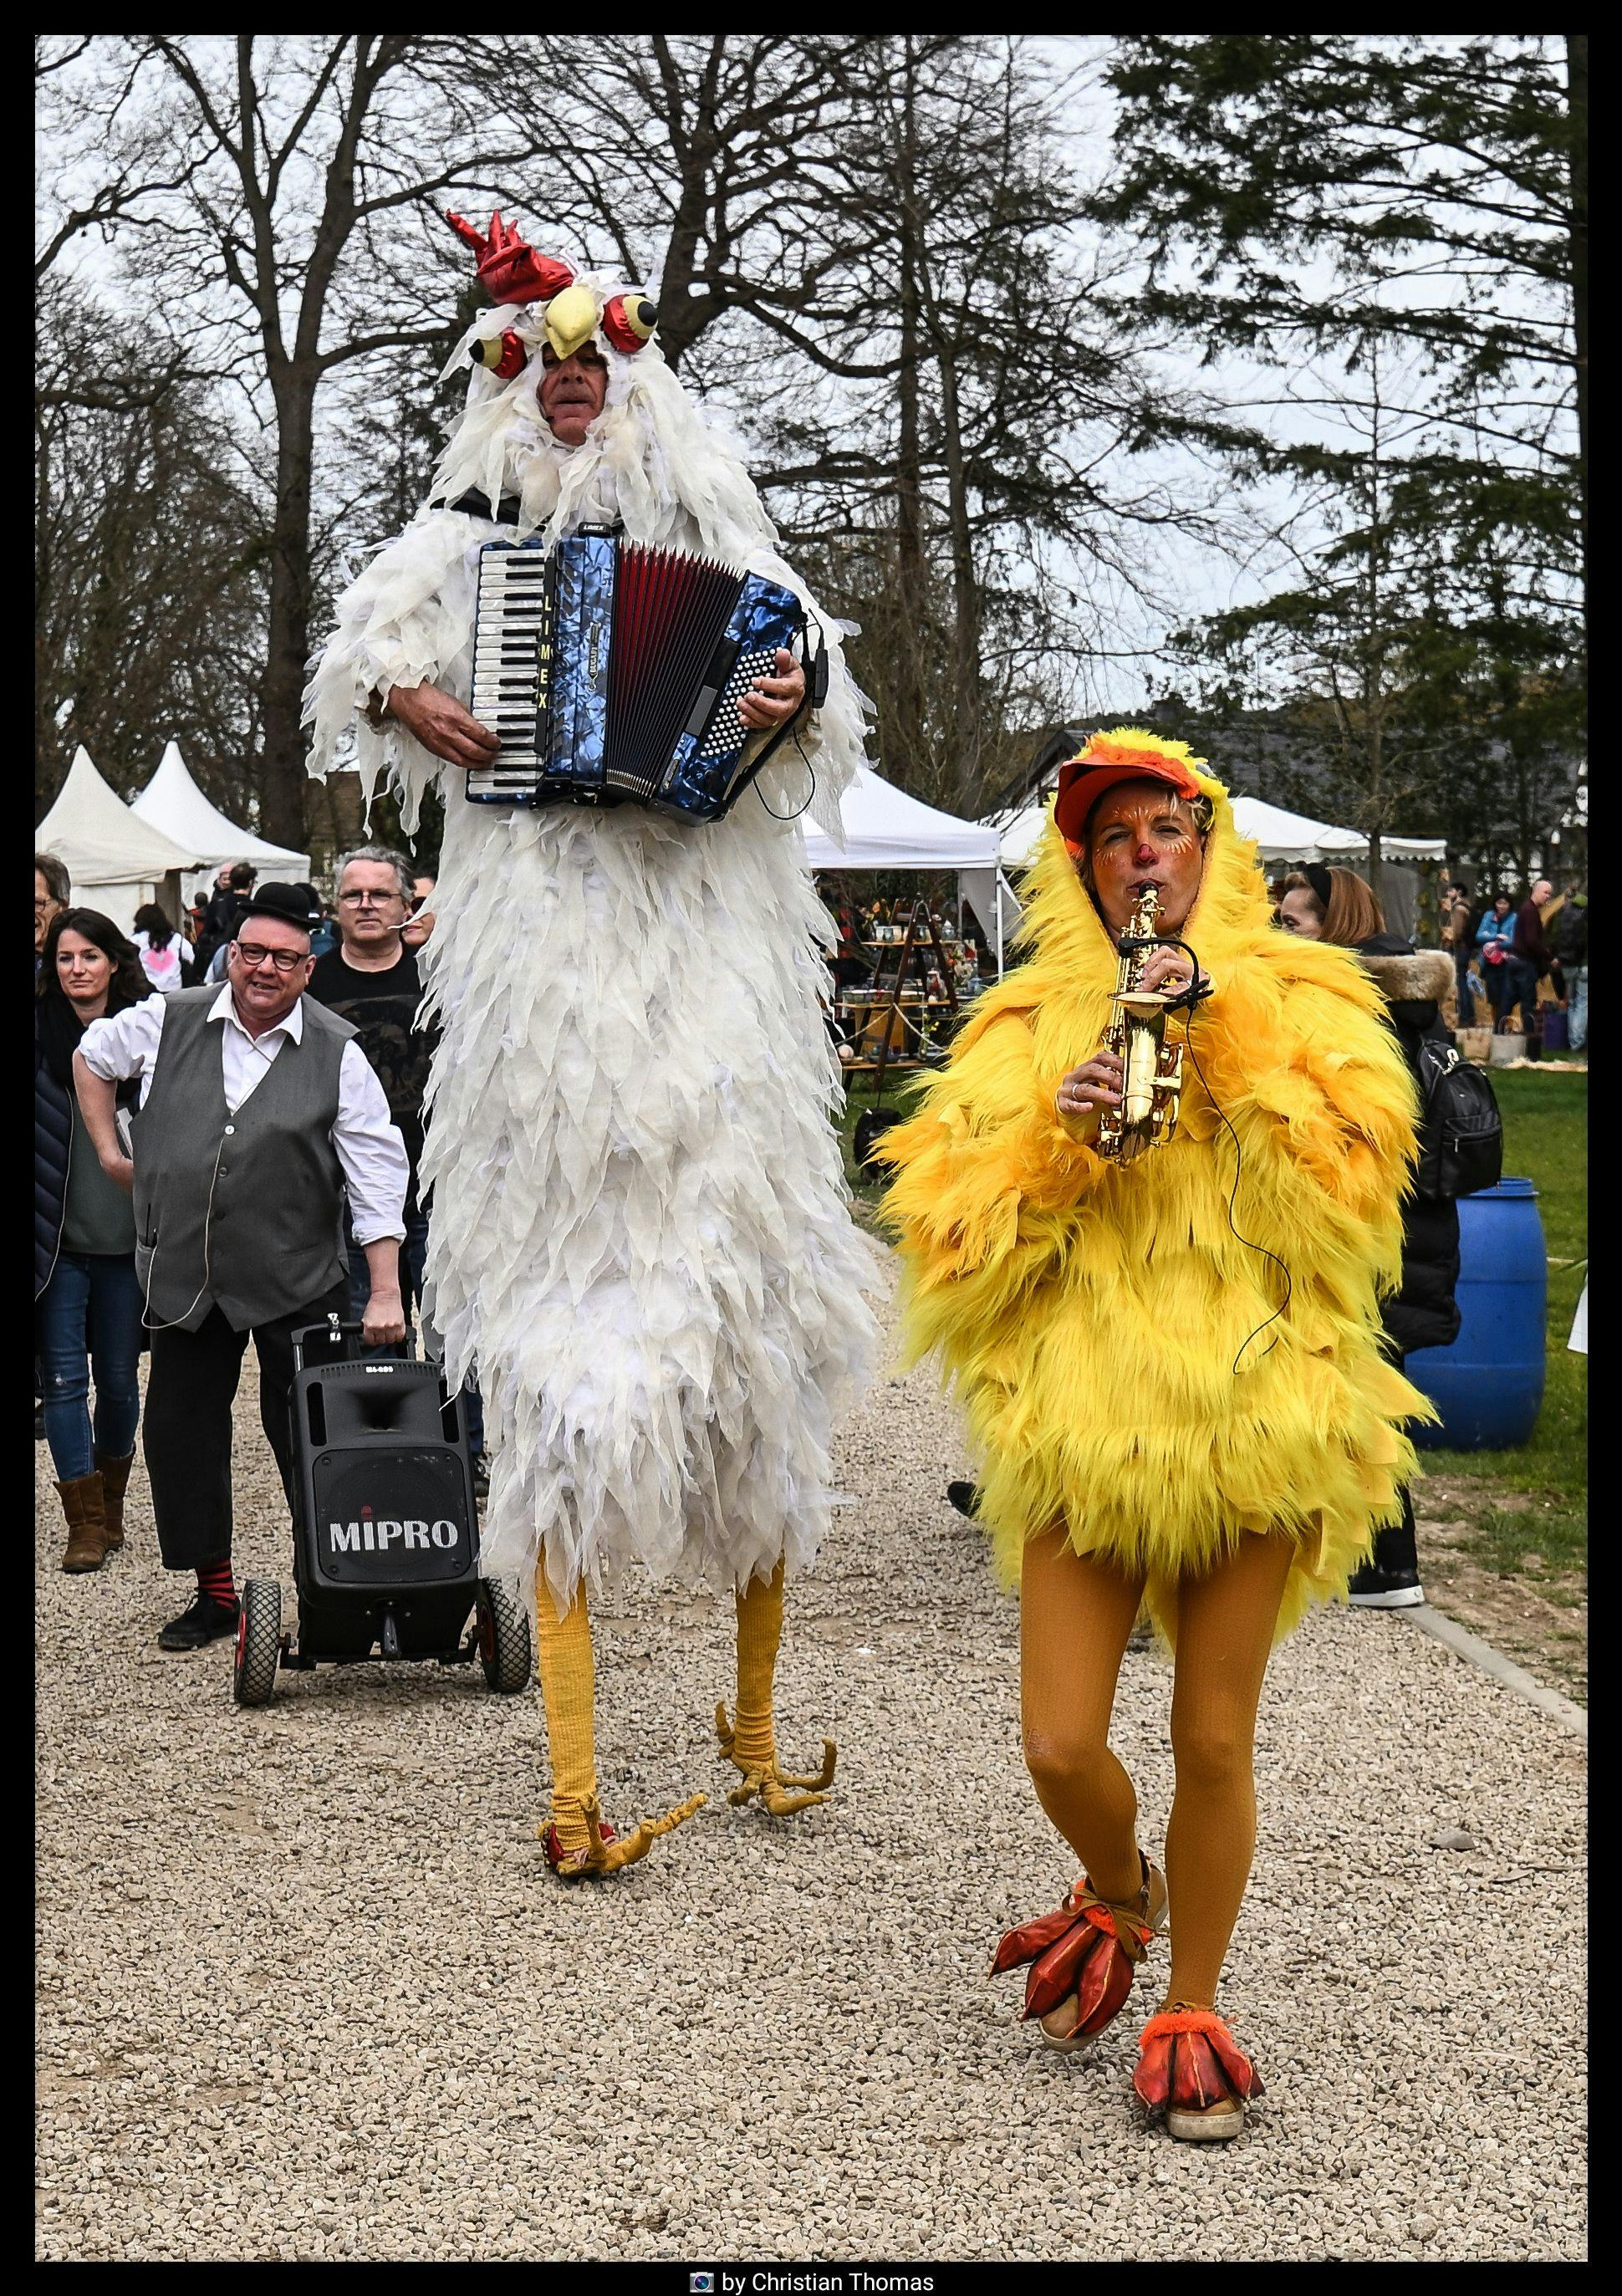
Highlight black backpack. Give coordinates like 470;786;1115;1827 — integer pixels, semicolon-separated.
1415;1038;1503;1199
1553;900;1588;967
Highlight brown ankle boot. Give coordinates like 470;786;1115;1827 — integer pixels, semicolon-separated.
95;1452;134;1553
57;1472;109;1573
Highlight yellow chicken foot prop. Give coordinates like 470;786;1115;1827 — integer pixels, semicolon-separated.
537;1574;706;1877
716;1703;836;1813
545;1791;707;1878
716;1560;836;1816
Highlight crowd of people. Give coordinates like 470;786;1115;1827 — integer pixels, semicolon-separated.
33;843;470;1640
1440;876;1586;1049
28;844;1562;1616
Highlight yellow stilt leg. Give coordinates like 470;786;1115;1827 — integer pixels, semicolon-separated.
535;1571;705;1878
716;1559;837;1816
535;1579;599;1858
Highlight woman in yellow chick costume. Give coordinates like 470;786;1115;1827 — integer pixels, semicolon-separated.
880;729;1427;2141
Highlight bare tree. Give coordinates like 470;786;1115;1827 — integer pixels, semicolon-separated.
35;280;271;814
40;33;1235;843
38;35;593;846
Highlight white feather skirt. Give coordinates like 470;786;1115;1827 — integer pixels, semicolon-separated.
419;789;880;1615
304;456;881;1616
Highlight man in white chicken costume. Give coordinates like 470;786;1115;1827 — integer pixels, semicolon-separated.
305;213;876;1877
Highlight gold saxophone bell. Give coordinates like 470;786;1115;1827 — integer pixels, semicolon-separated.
1094;885;1187;1163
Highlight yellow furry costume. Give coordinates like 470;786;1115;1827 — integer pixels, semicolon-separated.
880;737;1431;1643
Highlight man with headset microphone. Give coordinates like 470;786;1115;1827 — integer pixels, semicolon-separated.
72;881;411;1652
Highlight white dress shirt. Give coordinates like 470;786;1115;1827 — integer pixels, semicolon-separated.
79;987;409;1246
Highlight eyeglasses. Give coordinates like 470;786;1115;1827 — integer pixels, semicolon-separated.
234;943;308;974
337;890;405;909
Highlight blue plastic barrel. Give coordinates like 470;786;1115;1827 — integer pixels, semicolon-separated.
1406;1177;1546;1450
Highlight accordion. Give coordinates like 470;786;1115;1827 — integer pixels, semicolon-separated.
466;529;809;823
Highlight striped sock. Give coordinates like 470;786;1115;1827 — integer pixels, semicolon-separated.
196;1561;236;1608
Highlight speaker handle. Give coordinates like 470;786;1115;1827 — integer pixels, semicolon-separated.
290;1314;420;1373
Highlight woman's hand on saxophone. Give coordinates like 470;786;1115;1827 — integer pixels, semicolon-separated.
1057;1050;1125;1123
1136;946;1207;1000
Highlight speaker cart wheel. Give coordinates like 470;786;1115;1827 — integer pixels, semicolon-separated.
476;1578;532;1694
232;1579;283;1707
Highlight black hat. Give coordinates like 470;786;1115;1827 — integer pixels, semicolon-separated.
239;881;315;934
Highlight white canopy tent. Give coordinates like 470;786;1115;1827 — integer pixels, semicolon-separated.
36;747;203;934
799;765;1019;971
131;739;310;907
992;793;1446;870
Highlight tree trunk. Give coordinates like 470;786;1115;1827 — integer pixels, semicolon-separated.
1565;31;1588;635
890;36;928;788
260;369;318;851
937;342;982;814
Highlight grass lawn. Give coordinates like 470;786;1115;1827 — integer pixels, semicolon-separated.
1417;1068;1588;1584
834;1064;1589;1586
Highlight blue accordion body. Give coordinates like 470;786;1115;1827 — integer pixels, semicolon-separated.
466;532;806;824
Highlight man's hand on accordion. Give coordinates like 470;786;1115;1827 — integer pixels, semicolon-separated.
382;680;501;768
737;649;806;732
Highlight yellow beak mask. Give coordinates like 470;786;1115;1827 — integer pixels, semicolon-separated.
544;284;601;362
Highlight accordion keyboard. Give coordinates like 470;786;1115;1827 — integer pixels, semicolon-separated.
467;545;553;798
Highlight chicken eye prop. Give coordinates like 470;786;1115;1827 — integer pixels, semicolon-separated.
471;330;528;382
601;294;658;353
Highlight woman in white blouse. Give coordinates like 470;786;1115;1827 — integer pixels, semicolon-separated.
131;904;195;992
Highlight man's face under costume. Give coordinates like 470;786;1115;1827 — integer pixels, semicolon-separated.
1084;779;1206;940
538;345;609;446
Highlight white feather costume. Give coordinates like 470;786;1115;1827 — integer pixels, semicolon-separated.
305;280;879;1615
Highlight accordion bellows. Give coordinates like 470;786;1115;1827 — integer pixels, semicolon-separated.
468;533;807;821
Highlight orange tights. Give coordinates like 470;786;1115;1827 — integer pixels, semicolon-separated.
1019;1526;1294;2011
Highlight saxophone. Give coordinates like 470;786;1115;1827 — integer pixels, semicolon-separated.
1094;885;1186;1164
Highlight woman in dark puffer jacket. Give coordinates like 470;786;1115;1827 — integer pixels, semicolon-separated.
36;910;153;1573
1278;866;1460;1606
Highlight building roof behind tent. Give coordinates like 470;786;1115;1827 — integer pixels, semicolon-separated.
800;766;1002;871
131;741;310;872
983;723;1087;820
37;747;203;882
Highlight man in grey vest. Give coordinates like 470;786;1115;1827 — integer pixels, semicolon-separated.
74;882;410;1651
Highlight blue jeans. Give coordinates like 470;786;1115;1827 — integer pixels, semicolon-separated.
36;1252;143;1482
1453;948;1476;1023
344;1205;486;1453
1568;967;1588;1051
1505;957;1539;1031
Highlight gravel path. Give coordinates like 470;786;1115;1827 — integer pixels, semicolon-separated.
36;1262;1586;2263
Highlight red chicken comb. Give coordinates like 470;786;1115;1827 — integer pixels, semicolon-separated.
444;211;574;307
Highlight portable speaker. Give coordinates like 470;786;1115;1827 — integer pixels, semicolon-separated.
291;1343;477;1600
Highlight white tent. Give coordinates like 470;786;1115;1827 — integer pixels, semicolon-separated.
131;739;310;907
992;793;1446;869
1226;795;1446;865
799;766;1019;971
36;747;204;933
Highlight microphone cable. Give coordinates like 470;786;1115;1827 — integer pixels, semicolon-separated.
1146;935;1295;1375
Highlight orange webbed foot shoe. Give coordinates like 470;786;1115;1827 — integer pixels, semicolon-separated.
1134;2004;1263;2141
991;1854;1166;2046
